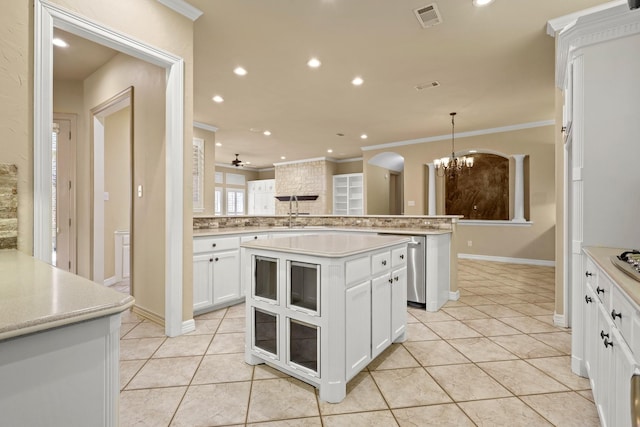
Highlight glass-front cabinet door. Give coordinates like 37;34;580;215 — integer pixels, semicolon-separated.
288;261;320;315
288;318;319;377
253;308;278;358
254;256;278;303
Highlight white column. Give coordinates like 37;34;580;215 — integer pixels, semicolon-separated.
426;163;436;216
512;154;526;222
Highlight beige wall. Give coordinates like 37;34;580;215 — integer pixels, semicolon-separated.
365;164;391;214
335;159;363;175
194;127;216;216
364;125;556;261
1;0;195;324
257;169;275;180
104;107;131;279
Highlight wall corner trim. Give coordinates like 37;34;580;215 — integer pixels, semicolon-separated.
156;0;203;21
553;312;568;328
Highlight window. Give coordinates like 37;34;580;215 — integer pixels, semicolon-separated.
226;189;245;215
192;138;204;212
214;187;223;215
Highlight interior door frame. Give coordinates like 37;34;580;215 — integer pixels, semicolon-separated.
34;0;185;337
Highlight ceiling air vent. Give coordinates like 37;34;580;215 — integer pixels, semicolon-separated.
414;3;442;28
415;81;441;91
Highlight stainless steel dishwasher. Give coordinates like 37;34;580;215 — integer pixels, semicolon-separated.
379;234;426;305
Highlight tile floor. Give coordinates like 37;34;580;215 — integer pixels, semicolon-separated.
117;260;600;426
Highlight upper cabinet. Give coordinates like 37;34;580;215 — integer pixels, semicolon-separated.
333;173;363;215
248;179;276;215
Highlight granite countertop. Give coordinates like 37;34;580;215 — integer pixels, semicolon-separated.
0;250;134;341
584;246;640;307
241;233;410;258
193;226;451;238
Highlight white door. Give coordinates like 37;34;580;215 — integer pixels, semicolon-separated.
52;115;76;272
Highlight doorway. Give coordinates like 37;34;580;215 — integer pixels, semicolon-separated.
91;89;133;294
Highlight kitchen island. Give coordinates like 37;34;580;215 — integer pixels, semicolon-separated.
0;250;134;426
241;233;409;403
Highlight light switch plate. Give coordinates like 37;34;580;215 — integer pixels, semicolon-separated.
137;185;143;198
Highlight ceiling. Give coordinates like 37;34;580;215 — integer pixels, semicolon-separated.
54;0;613;169
53;29;118;81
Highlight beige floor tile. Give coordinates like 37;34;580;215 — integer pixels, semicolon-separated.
207;331;246;354
196;308;227;319
170;382;251;426
458;397;553;426
404;340;469;366
393;404;475;427
489;334;563;358
482;294;527;305
153;334;213;358
473;304;526;318
248;417;322;426
120;337;165;360
515;293;555;303
247;378;319;423
318;372;387;415
253;364;290;380
457;295;495;306
408;308;455;323
532;314;560;326
120;386;186;427
126;356;201;389
441;299;467;307
404;322;440;341
371;367;451;408
322;410;398;427
505;303;553;316
192;353;254;384
120;322;138;338
368;344;420;371
477;360;569;395
190;318;222;335
225;303;246;318
120;359;145;390
424;320;482;339
448;337;518;362
578;389;595;402
462;318;521;336
441;306;490;320
521;392;601;427
406;312;420;323
123;321;167;339
498;316;561;334
217;316;246;333
529;331;572;354
121;309;144;324
427;363;512;401
526;356;591;390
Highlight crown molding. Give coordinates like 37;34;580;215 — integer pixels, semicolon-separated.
546;1;626;36
156;0;203;21
335;157;363;163
193;121;218;132
273;156;334;166
361;120;554;152
554;4;640;88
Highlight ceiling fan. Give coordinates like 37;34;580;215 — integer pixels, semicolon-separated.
231;153;252;168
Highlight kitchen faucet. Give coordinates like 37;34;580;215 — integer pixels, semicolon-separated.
288;195;299;228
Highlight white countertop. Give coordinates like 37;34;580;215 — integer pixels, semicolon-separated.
584;246;640;307
194;226;451;238
0;250;134;341
241;233;409;258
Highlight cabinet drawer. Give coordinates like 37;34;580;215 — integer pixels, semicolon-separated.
611;284;635;345
371;251;391;275
194;236;240;253
595;273;612;309
391;246;407;267
346;256;370;285
241;233;269;242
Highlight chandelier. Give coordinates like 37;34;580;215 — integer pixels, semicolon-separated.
434;112;474;178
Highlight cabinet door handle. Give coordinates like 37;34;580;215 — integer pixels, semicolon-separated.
596;287;604;295
400;254;404;260
214;257;219;262
611;309;622;320
382;260;387;266
600;330;609;340
603;339;614;348
394;276;399;282
212;243;217;248
584;295;593;304
585;271;593;277
388;278;393;284
209;258;213;262
254;236;258;240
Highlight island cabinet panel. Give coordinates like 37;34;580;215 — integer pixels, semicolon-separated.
242;234;408;403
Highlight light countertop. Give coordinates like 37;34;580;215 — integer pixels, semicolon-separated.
194;226;451;238
241;233;409;258
0;250;134;341
584;246;640;307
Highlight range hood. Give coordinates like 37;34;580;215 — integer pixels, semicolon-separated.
275;195;319;201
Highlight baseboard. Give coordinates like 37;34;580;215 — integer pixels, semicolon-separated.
458;253;555;267
553;312;568;328
104;276;117;286
132;305;165;327
182;319;196;335
449;290;460;301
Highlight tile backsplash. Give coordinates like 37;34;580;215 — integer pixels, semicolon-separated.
0;164;18;249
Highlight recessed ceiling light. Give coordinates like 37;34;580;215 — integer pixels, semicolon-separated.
280;156;286;160
212;95;224;103
307;58;321;68
263;130;271;136
472;0;494;6
360;134;368;139
52;38;68;48
245;161;251;165
327;149;333;153
234;66;247;76
215;142;222;147
352;76;364;86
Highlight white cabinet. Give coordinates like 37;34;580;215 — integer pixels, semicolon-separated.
248;179;275;215
193;236;242;313
333;173;363;215
345;280;371;379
